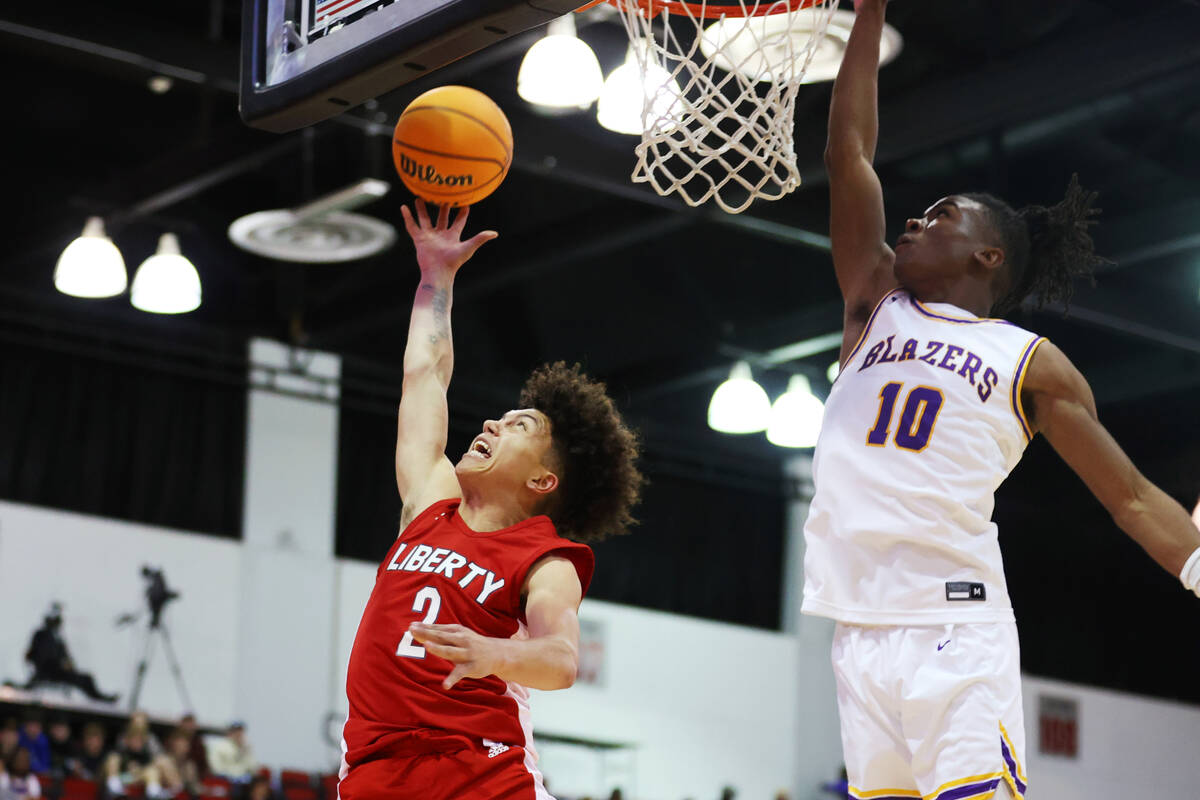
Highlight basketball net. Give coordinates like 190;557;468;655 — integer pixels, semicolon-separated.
608;0;835;214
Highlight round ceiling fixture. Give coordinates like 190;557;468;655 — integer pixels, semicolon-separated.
228;210;396;263
701;7;903;85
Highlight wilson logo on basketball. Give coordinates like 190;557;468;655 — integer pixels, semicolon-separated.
397;153;474;188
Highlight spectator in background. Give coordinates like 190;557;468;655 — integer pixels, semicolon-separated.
15;716;49;775
23;604;117;704
177;714;209;778
67;724;109;781
246;775;274;800
208;722;256;782
127;712;162;757
153;730;200;797
104;720;162;798
0;720;18;765
718;787;736;800
0;748;42;799
45;719;73;776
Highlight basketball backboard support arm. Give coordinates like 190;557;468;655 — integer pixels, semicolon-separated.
240;0;586;133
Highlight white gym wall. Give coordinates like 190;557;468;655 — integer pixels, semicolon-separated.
3;338;1199;800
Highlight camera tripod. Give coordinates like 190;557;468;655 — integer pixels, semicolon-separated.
124;610;193;713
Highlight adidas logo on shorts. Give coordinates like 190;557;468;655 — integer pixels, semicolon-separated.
483;739;510;758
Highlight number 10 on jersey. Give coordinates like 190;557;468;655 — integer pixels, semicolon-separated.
867;382;944;451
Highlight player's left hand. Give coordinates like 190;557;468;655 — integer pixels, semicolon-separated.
408;622;503;690
400;199;498;276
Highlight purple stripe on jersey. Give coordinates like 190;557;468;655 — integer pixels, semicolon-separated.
933;778;1002;800
842;289;905;373
848;794;921;800
1001;735;1028;795
1009;337;1043;442
911;298;1015;326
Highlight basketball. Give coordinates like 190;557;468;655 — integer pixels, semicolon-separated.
392;86;513;207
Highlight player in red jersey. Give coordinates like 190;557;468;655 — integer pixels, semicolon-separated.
338;200;644;800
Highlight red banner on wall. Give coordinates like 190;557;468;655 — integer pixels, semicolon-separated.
1038;695;1079;758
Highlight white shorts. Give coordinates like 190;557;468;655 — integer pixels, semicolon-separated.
832;622;1028;800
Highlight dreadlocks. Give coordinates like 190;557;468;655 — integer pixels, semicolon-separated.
964;175;1111;317
519;362;644;543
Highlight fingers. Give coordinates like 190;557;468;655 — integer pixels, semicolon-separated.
419;640;469;662
436;202;450;230
411;622;467;638
415;198;431;228
409;623;470;649
463;231;499;260
451;204;469;233
399;205;418;237
443;664;470;691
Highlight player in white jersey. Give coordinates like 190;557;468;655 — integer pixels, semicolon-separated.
805;2;1200;799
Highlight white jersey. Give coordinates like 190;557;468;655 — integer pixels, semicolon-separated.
802;289;1045;625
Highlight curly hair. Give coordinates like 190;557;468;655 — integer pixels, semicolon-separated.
964;175;1111;316
519;362;644;543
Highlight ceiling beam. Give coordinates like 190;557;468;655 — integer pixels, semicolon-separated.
628;324;844;405
310;213;692;348
110;136;307;228
1102;198;1200;269
1040;303;1200;358
794;4;1200;182
0;17;238;91
1082;348;1200;408
2;9;829;255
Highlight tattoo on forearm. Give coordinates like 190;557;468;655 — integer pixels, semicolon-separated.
429;287;450;344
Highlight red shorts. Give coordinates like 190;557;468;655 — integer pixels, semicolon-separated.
339;731;551;800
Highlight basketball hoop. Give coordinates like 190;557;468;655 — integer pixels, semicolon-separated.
586;0;836;214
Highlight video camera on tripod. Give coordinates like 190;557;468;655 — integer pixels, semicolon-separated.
117;565;192;713
116;565;181;630
141;566;180;628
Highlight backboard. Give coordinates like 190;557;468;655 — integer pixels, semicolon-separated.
240;0;584;133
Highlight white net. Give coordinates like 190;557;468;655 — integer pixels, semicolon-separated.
611;0;836;214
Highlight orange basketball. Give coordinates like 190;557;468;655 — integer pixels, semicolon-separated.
392;86;513;207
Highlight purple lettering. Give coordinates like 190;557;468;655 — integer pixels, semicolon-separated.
859;341;886;371
919;341;944;366
978;367;999;402
958;352;983;386
879;336;899;363
938;344;964;371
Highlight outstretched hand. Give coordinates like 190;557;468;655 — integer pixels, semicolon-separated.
409;622;503;690
400;199;498;275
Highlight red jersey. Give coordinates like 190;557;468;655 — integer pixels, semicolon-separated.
341;499;594;770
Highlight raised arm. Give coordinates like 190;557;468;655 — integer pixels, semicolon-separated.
409;555;584;691
826;0;899;362
1023;342;1200;595
395;200;497;528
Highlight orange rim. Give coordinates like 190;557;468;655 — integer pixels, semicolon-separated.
576;0;820;19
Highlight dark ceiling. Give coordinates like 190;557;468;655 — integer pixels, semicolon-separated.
3;0;1200;697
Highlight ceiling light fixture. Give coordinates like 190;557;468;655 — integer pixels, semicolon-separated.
700;7;902;85
708;362;771;434
54;217;128;299
130;233;201;314
147;75;174;94
766;374;825;448
517;16;604;110
597;41;682;136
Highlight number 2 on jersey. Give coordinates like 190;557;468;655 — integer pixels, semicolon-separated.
396;586;442;659
866;382;944;451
